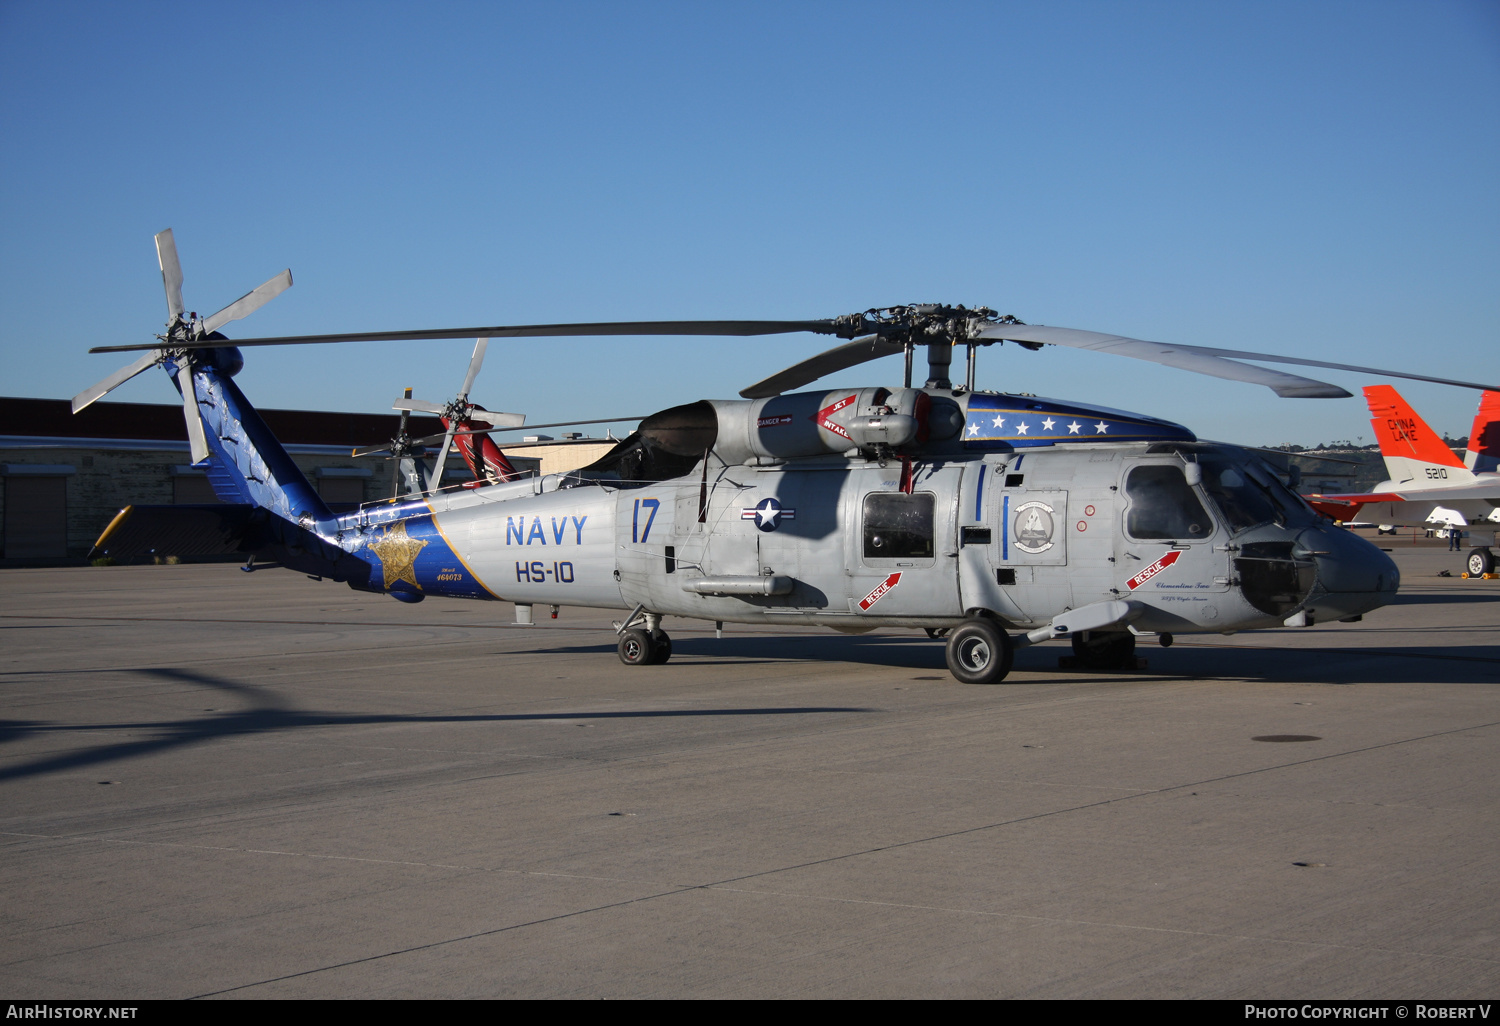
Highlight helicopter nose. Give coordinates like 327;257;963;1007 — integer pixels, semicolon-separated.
1297;525;1400;622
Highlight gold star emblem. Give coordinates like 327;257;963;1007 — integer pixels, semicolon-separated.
367;520;427;589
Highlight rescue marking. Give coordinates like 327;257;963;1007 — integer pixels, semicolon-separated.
858;571;902;611
1127;549;1182;590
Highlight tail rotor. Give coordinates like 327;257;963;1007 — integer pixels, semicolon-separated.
73;229;293;465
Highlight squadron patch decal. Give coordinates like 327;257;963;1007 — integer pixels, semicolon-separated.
1012;500;1056;554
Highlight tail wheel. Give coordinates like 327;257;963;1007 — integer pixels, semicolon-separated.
945;618;1014;685
618;628;655;666
1070;629;1137;670
1468;548;1495;576
648;630;673;664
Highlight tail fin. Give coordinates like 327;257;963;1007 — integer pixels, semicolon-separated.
1363;385;1473;486
1466;391;1500;474
173;349;338;529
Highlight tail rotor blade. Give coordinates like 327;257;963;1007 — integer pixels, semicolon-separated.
201;269;293;336
155;229;185;323
463;409;525;428
458;337;488;401
176;362;210;464
72;351;163;413
427;425;457;494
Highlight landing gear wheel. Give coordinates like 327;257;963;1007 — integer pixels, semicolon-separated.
945;618;1014;685
648;630;673;664
1070;630;1137;671
1468;548;1495;577
618;628;655;666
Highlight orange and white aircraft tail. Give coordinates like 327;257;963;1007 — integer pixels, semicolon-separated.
1465;390;1500;475
1365;385;1475;487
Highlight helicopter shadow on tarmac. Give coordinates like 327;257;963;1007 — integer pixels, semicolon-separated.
0;667;870;785
520;631;1500;686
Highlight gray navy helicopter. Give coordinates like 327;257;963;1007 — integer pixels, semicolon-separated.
76;231;1500;683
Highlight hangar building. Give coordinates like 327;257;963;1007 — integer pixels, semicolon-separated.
0;398;612;564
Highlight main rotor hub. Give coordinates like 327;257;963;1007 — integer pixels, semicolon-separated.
833;305;1027;389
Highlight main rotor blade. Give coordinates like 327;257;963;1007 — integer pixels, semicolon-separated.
176;362;210;464
72;351;162;413
450;415;645;435
200;269;293;336
1163;340;1500;395
402;414;647;448
155;229;184;323
90;318;842;354
458;337;487;401
740;334;906;398
975;325;1349;398
977;324;1500;396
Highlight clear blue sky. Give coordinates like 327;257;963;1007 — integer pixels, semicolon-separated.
2;1;1496;446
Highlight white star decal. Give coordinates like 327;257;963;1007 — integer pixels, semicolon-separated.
991;414;1005;428
1094;421;1109;433
968;422;980;437
1016;422;1029;435
1042;418;1056;431
1067;421;1082;434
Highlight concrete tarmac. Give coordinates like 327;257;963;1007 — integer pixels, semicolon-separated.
1;535;1497;998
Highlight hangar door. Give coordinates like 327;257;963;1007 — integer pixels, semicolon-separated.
4;476;68;558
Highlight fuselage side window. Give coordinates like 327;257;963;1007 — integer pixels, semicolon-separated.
1125;465;1213;540
863;492;935;559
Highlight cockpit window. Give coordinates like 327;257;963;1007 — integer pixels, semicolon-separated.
1125;465;1213;540
1197;457;1282;532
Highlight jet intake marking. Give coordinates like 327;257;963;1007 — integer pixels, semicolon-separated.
1127;549;1182;590
742;497;796;532
859;571;902;610
506;515;588;545
815;394;857;440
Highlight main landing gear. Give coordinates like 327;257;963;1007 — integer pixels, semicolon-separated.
1468;548;1495;577
616;606;672;665
944;618;1015;685
618;628;672;665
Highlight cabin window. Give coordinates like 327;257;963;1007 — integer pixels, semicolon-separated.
863;492;934;559
1124;465;1212;540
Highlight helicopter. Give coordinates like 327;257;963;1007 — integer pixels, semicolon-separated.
74;231;1500;683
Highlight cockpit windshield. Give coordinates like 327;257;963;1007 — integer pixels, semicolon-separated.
1145;443;1316;534
1197;458;1282;531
